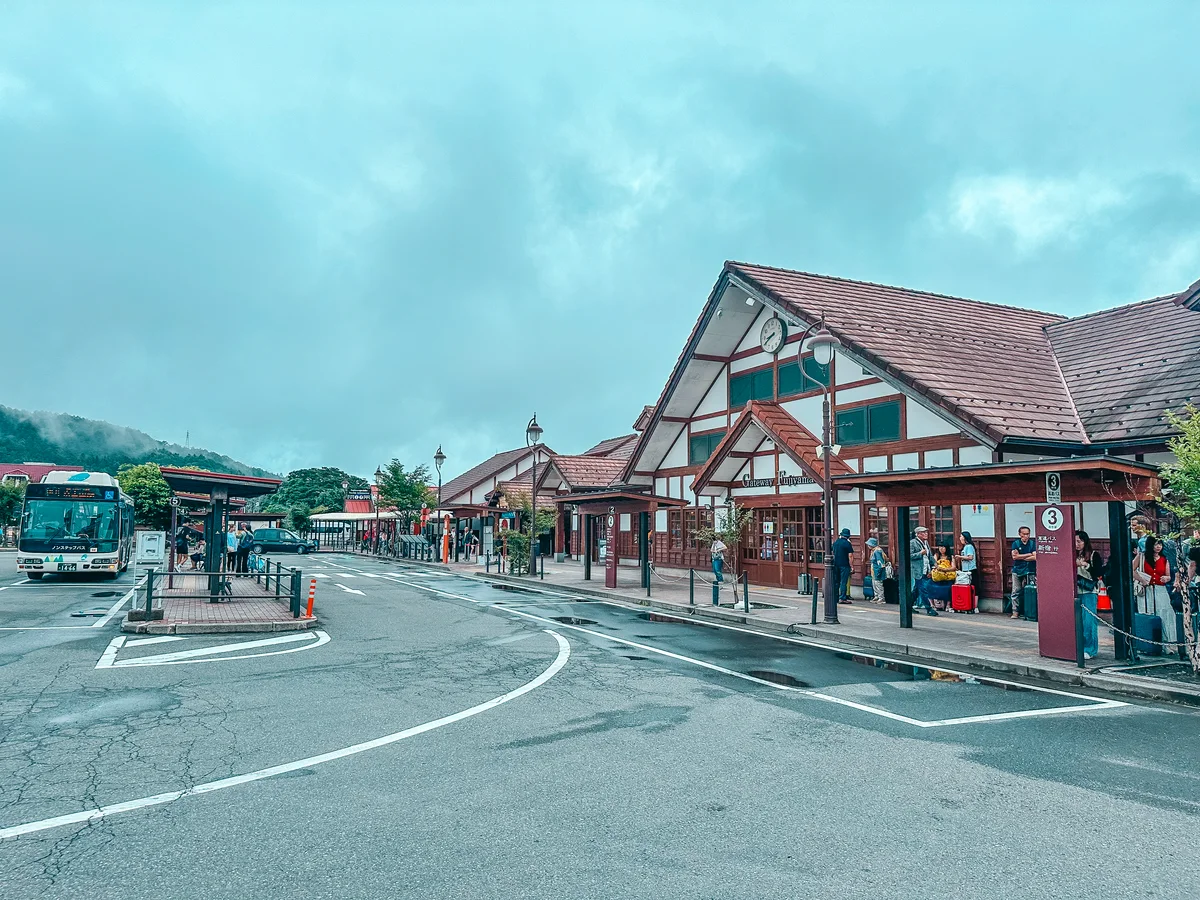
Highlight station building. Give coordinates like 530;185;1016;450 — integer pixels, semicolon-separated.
554;261;1200;608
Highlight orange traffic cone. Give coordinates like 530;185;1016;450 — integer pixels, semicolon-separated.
1096;586;1111;611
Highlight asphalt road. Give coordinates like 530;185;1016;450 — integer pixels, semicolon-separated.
1;550;1198;900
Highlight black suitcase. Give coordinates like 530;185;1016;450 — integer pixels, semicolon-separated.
883;577;899;605
1022;584;1038;622
1132;612;1162;657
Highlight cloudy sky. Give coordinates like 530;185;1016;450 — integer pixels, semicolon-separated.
2;2;1198;480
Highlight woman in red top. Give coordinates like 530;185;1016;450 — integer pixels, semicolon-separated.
1140;537;1176;645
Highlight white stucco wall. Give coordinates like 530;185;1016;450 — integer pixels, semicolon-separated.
958;445;992;466
905;398;960;438
695;372;727;416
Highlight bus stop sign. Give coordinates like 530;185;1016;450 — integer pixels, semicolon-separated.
1045;472;1062;504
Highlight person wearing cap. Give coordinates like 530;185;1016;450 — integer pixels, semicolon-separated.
831;527;854;605
867;537;889;604
909;526;937;615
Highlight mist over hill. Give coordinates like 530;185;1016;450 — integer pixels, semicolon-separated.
0;406;276;478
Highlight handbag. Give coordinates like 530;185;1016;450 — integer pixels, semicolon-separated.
884;563;895;580
954;571;972;586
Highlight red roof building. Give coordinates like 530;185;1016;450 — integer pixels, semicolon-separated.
0;463;83;484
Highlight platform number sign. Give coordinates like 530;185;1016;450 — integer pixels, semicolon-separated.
1040;505;1065;532
169;497;180;508
1045;471;1062;504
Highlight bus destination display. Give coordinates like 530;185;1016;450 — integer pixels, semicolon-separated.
28;485;116;501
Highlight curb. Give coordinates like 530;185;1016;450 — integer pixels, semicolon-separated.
120;614;318;635
463;568;1200;708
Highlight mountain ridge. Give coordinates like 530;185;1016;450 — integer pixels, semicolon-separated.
0;405;277;478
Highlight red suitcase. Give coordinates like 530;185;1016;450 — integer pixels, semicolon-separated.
950;584;977;613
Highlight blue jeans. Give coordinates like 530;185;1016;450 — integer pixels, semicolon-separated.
1080;592;1099;656
836;565;852;601
712;557;723;583
911;574;931;608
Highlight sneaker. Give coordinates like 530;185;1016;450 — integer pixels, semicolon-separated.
926;608;939;616
838;600;852;606
1083;653;1094;660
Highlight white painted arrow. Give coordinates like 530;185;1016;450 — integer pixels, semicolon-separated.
97;631;330;668
335;583;365;595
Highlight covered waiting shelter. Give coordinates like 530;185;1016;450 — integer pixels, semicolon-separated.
158;468;282;591
554;489;687;587
834;457;1160;661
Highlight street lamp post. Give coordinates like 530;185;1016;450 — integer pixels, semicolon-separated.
341;480;349;551
799;323;841;625
526;414;543;577
374;466;383;556
434;446;446;563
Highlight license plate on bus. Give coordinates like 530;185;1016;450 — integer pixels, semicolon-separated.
57;563;77;572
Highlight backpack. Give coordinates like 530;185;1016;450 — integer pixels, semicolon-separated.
237;530;254;550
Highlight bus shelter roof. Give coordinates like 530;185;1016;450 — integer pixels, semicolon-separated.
159;467;281;500
833;457;1159;506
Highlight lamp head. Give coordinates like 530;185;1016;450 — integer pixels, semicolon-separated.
434;445;446;472
526;414;543;447
804;324;839;367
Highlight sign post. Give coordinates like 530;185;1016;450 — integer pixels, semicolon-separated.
1045;472;1062;504
605;506;617;588
1035;503;1076;660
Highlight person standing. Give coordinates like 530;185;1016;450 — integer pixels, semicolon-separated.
225;524;238;572
956;531;978;592
174;528;190;569
1010;525;1037;619
235;523;254;574
1075;531;1103;660
710;537;727;584
831;528;854;605
867;537;889;604
1138;537;1176;647
909;526;936;615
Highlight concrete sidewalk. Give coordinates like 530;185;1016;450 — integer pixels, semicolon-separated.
397;554;1200;707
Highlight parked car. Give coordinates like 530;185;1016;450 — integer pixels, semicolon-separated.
250;528;318;555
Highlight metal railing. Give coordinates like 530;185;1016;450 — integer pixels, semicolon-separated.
142;561;305;618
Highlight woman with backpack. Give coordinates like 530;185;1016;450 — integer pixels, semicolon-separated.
1075;531;1104;660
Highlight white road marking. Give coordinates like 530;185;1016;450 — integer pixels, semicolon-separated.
380;575;1129;728
335;583;365;596
124;636;186;648
92;581;141;628
0;586;8;593
0;626;97;631
96;636;125;669
310;573;332;578
96;631;332;669
5;630;570;841
332;573;357;578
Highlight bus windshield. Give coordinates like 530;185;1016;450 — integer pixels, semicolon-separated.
20;499;120;551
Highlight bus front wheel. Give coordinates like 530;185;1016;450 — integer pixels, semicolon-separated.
27;573;44;580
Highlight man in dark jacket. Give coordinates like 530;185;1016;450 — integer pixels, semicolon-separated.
832;528;854;605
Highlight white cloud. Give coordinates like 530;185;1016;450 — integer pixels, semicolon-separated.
943;173;1124;254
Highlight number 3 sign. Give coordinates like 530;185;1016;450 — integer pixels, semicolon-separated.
1040;506;1064;532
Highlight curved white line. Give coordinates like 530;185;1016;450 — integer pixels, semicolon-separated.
109;631;332;668
1;630;570;841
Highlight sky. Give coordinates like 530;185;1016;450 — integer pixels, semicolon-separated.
2;2;1199;481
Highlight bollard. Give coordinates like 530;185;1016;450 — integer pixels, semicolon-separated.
540;555;544;580
306;578;316;618
712;581;720;606
275;562;282;600
291;570;302;618
145;569;155;618
689;569;695;606
811;577;819;625
1074;594;1085;669
742;572;750;613
486;552;491;573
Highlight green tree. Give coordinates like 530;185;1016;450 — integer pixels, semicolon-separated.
261;467;368;514
505;497;557;573
692;502;753;581
116;462;173;529
1160;403;1200;675
0;480;25;526
376;460;435;512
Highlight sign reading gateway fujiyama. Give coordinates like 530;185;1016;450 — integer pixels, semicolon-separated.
1035;504;1076;661
740;470;814;489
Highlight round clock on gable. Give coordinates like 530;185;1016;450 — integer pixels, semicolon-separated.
760;316;787;355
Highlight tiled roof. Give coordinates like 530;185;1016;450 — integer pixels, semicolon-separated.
489;479;559;508
692;401;852;493
583;434;638;458
438;446;544;504
549;455;627;490
0;463;83;482
728;261;1083;443
1047;293;1200;443
632;406;655;432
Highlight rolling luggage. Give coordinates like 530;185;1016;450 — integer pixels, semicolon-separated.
1022;584;1038;622
882;577;900;605
1132;612;1162;657
951;584;977;613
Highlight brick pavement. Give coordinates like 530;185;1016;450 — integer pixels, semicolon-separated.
123;571;317;634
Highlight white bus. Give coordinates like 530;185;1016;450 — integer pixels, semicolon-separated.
17;471;135;579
